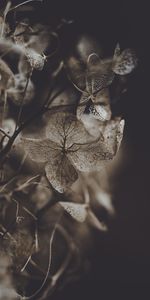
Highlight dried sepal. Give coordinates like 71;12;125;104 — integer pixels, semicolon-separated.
21;138;58;163
22;113;124;192
68;118;125;172
45;157;78;193
112;48;138;75
59;202;88;222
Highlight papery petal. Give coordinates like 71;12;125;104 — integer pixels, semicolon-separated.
45;155;78;193
21;138;59;163
86;56;114;94
46;112;92;147
89;104;111;121
25;49;45;70
112;49;137;75
59;201;88;222
66;56;86;92
68;118;125;172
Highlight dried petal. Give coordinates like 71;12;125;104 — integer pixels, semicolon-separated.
45;155;78;193
46;112;92;147
66;56;86;91
68;118;125;172
86;55;114;94
22;138;59;163
59;201;88;222
25;49;46;70
89;104;111;121
112;49;137;75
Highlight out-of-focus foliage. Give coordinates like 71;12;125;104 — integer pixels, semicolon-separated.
0;1;137;299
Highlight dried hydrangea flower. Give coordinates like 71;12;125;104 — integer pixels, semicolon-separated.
22;112;124;193
67;54;113;121
67;45;137;121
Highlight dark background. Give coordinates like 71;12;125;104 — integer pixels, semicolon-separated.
2;0;150;299
46;1;150;299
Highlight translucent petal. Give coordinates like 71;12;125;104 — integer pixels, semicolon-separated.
46;112;92;147
45;155;78;193
21;138;59;163
112;49;137;75
66;56;86;91
86;58;114;94
68;118;125;172
89;104;111;121
25;49;45;70
59;201;88;222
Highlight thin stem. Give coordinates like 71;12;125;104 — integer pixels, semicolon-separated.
0;84;66;165
8;0;43;12
15;68;33;130
21;222;57;300
21;255;32;273
0;2;11;38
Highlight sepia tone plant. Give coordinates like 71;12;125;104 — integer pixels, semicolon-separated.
0;1;137;299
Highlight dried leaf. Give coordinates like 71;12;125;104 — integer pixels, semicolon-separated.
77;88;112;122
59;202;88;222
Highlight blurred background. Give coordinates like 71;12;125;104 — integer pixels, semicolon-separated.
1;0;150;299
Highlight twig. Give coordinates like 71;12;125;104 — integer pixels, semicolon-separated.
20;222;58;300
21;255;32;272
39;224;73;300
0;2;11;38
